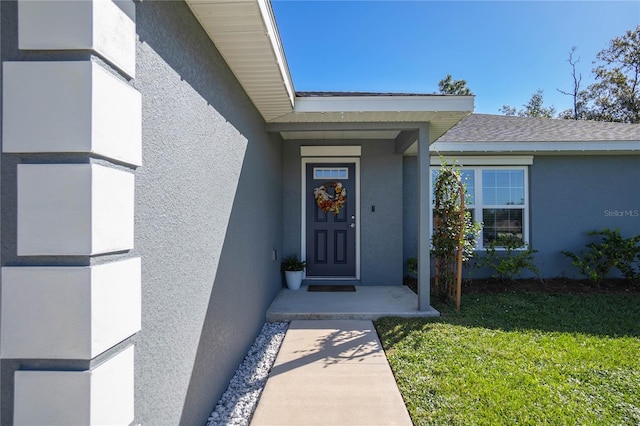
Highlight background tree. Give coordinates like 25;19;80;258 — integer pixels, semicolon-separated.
499;105;518;116
557;47;584;120
499;89;556;118
501;27;639;122
438;74;473;95
585;25;640;123
558;90;593;120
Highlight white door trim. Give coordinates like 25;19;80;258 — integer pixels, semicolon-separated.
301;157;360;280
300;145;361;157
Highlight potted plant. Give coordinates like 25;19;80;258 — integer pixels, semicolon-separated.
281;255;306;290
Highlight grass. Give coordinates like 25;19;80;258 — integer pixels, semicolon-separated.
375;292;640;425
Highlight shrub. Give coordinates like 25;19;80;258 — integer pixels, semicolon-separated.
407;257;418;276
562;228;640;284
477;236;540;283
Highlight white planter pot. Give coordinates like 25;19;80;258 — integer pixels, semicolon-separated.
284;270;304;290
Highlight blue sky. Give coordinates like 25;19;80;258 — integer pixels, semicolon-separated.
271;1;640;115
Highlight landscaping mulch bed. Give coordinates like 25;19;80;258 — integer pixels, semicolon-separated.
403;276;640;295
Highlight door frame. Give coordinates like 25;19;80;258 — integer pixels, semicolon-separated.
301;156;361;280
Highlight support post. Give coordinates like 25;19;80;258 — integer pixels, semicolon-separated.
417;125;431;311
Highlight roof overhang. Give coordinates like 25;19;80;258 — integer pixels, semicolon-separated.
269;95;474;147
186;0;475;148
186;0;295;121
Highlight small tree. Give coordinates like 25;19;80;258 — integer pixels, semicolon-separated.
438;74;473;95
431;161;481;310
500;89;556;118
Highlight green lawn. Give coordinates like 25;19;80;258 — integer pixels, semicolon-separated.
375;292;640;425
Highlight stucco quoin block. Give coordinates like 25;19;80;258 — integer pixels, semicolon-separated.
18;0;136;77
0;259;141;360
2;61;142;166
91;164;136;255
17;163;135;256
14;346;135;426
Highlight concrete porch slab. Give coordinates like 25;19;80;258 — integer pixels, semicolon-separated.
266;285;439;321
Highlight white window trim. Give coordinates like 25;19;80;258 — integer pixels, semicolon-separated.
429;165;530;250
430;155;533;166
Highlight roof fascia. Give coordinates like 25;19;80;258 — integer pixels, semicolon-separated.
257;0;295;107
266;122;421;133
429;156;534;166
430;140;640;154
294;95;474;113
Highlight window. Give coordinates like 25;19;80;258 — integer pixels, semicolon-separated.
430;166;528;249
313;167;348;180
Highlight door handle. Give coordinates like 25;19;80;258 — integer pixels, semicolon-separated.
349;223;355;229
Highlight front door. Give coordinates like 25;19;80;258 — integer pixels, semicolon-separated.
305;163;357;277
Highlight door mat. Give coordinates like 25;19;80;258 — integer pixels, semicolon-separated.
307;285;356;292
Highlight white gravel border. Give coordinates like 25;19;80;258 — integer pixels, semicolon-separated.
206;322;289;426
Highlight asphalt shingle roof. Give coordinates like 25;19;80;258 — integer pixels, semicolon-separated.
437;114;640;142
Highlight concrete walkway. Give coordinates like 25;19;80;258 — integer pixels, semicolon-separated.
250;320;413;426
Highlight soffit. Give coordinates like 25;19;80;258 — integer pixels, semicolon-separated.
279;113;468;145
281;130;401;140
273;96;474;144
185;0;295;121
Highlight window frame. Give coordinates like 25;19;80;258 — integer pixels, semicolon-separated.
429;165;530;250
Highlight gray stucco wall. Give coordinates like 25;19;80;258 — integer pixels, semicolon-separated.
283;140;403;285
403;154;640;279
0;2;283;425
530;155;640;278
134;3;283;425
403;156;419;275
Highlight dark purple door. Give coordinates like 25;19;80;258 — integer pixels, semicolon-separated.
306;163;356;277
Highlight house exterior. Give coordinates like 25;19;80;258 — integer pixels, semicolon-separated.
0;1;637;425
404;114;640;278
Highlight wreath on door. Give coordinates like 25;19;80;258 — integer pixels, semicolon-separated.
313;181;347;214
